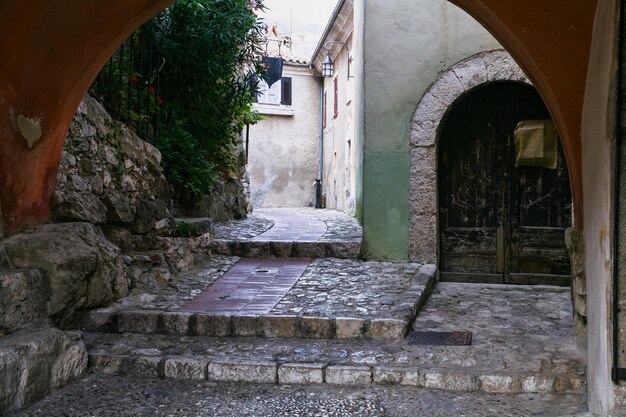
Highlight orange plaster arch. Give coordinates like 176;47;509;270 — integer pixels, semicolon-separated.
0;0;174;233
448;0;598;227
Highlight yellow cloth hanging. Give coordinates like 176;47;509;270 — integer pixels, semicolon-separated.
514;119;558;169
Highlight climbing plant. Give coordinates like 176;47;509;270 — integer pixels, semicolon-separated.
144;0;265;199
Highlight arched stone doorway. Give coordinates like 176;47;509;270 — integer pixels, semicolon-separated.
410;50;530;263
438;81;572;285
410;51;573;284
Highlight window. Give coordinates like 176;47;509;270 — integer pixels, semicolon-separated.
333;76;338;118
256;79;280;104
256;77;292;105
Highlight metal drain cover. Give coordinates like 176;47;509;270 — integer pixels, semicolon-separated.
408;331;473;346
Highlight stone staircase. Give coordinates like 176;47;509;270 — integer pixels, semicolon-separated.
77;208;586;397
209;208;361;258
78;259;435;341
84;331;584;394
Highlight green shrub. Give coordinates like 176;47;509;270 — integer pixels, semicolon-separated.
174;220;201;237
157;124;219;199
145;0;265;173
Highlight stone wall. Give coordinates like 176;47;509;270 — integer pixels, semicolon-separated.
0;222;131;329
52;94;174;235
0;269;49;334
0;94;224;415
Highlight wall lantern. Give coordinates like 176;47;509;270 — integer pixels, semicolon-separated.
322;55;334;78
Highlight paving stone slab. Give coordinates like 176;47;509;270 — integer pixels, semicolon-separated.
326;365;372;386
207;359;277;384
164;356;207;381
278;363;325;384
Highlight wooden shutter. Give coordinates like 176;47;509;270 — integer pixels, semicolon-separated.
281;77;292;105
333;76;338;118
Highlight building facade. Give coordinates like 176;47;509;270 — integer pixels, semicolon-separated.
311;1;356;214
248;60;320;208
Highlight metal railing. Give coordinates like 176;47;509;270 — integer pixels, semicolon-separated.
91;32;165;143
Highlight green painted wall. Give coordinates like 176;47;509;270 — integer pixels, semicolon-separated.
361;0;501;260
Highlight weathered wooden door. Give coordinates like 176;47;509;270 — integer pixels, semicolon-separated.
438;82;572;285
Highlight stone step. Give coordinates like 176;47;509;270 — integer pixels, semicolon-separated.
79;309;416;341
84;331;585;395
0;328;87;415
209;239;361;259
78;259;435;340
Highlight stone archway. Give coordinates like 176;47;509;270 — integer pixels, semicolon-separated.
409;49;530;263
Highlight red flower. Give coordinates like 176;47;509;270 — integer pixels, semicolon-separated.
130;75;140;85
149;86;156;95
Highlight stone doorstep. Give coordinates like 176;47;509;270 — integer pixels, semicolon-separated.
209;239;362;259
88;353;585;395
79;309;411;340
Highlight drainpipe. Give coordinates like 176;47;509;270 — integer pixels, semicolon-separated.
310;65;324;209
613;0;625;382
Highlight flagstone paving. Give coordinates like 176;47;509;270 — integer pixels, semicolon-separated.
180;258;311;315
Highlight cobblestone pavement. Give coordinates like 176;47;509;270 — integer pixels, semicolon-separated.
83;281;584;393
271;259;425;318
14;372;600;417
409;283;584;377
212;208;362;242
212;216;275;240
109;256;239;311
97;257;429;322
252;209;328;241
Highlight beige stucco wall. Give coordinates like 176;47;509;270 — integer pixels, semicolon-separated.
322;32;356;214
581;0;619;412
361;0;502;259
248;64;320;208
